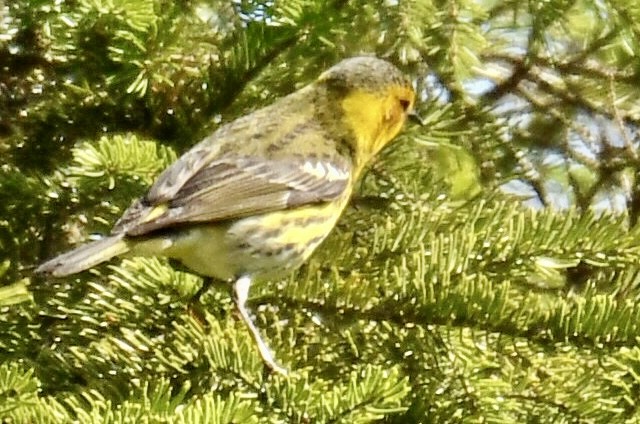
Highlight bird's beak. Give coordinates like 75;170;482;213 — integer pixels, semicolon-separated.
408;110;426;126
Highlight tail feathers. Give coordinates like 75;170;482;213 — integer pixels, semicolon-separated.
36;235;129;277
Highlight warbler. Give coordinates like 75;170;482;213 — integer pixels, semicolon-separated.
36;56;416;374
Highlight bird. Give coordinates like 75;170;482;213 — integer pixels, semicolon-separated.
36;56;417;375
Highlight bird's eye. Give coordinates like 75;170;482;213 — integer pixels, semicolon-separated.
399;99;411;111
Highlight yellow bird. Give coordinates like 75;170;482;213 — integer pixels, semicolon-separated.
37;56;416;374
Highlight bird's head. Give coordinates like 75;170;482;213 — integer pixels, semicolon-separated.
318;56;416;169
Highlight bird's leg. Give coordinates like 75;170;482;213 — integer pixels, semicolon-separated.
192;276;215;304
186;276;215;327
168;259;217;304
233;275;288;376
188;276;229;326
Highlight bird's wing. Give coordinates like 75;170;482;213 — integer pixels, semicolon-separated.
113;155;351;236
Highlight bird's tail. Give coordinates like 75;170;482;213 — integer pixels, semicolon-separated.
36;235;130;277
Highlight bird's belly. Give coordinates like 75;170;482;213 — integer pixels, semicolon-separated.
157;202;344;282
154;224;237;281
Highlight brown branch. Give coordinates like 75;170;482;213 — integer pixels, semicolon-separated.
481;57;533;102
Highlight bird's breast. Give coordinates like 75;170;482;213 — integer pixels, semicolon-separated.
224;197;349;280
159;194;350;282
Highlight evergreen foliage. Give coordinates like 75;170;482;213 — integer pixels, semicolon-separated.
2;0;640;422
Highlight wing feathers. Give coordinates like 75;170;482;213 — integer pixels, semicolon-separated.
117;156;351;237
146;142;222;203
